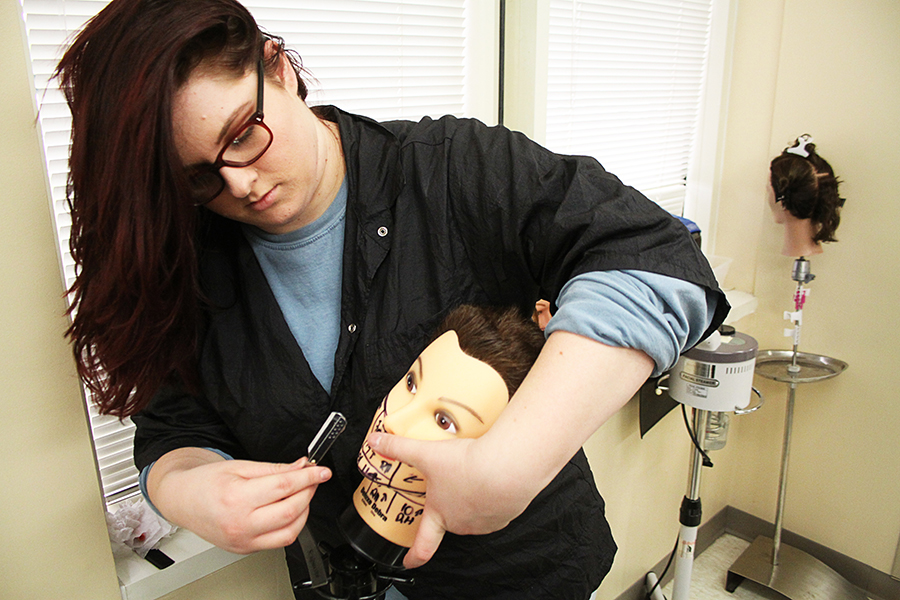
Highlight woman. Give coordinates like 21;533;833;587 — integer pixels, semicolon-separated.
55;0;728;598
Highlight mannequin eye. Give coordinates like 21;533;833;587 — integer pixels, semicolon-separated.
434;411;458;434
405;372;417;394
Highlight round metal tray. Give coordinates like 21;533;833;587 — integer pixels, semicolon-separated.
755;350;848;384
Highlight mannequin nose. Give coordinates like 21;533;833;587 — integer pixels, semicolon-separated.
383;401;428;438
219;165;257;199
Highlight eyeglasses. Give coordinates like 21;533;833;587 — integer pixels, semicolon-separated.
186;58;274;205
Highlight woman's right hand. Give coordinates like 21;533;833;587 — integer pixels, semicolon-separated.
146;448;331;554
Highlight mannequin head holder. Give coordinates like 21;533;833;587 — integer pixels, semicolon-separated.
768;134;845;257
338;305;545;571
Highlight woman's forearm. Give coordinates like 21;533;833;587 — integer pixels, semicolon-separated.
144;447;331;553
476;330;654;506
145;447;227;511
370;329;655;567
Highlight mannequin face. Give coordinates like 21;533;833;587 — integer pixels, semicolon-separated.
383;331;509;440
767;175;823;257
352;331;510;547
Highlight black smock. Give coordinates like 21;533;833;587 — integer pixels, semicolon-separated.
133;106;728;599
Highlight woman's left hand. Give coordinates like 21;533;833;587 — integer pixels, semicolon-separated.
365;431;530;569
367;331;655;569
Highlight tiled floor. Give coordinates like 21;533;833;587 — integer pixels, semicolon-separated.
659;534;785;600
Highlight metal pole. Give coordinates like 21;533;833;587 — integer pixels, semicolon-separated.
773;258;808;565
687;408;707;500
672;408;708;600
772;381;796;565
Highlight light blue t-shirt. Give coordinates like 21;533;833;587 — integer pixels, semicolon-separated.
242;180;347;392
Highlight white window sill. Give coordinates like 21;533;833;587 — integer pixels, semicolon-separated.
705;254;757;326
723;288;758;325
116;529;247;600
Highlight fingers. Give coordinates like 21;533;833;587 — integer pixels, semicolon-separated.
227;456;309;478
367;432;421;466
404;510;446;569
248;480;315;528
244;497;314;552
213;460;331;552
235;459;332;507
367;434;449;569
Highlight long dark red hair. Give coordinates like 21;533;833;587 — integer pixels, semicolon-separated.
55;0;307;417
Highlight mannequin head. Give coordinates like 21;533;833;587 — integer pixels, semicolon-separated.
768;135;845;256
342;305;544;566
373;304;545;447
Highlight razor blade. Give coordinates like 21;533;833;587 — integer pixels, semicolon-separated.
307;411;347;465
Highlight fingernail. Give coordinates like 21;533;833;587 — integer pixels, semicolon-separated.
367;433;382;450
319;468;332;482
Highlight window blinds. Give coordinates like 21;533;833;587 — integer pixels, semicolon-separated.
19;0;472;506
248;0;470;120
546;0;714;215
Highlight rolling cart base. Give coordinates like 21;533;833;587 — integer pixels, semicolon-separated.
727;535;869;599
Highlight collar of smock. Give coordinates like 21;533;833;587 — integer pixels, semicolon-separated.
242;177;347;248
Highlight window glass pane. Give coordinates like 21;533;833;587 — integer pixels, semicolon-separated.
546;0;714;215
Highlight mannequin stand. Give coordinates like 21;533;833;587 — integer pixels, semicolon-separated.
726;259;863;599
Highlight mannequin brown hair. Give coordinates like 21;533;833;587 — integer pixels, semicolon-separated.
54;0;309;417
430;305;546;399
769;136;844;244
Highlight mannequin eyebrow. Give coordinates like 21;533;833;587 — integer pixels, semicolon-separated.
438;398;484;423
415;355;484;422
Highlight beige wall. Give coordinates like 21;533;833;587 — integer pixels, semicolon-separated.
0;1;120;597
589;0;900;596
716;0;900;573
3;0;898;599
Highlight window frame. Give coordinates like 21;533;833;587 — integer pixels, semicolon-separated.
502;0;735;250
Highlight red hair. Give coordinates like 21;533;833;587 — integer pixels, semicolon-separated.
55;0;305;417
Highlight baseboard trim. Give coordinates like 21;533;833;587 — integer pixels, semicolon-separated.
613;505;899;600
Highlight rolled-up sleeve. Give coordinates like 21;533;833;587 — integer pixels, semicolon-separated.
545;269;719;376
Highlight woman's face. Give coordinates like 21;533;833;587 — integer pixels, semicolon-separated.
171;57;343;234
